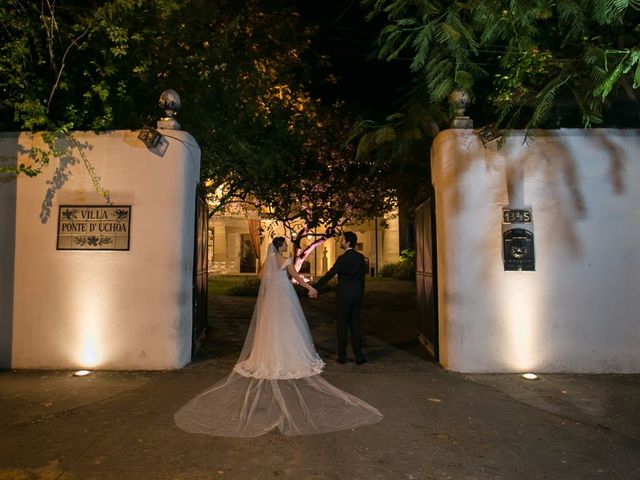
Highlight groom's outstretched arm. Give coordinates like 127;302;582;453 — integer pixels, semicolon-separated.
313;255;344;292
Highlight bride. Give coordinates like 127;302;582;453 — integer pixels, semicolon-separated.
174;236;383;437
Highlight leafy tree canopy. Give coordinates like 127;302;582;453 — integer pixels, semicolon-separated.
349;0;640;209
0;0;398;258
1;0;317;176
364;0;640;130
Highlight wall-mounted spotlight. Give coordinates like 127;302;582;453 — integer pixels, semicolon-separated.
138;126;163;149
478;123;502;145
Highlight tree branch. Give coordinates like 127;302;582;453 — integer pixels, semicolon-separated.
47;23;91;114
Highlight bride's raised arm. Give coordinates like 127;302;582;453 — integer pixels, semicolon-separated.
286;263;317;295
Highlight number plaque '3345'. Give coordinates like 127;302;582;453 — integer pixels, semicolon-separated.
502;208;532;224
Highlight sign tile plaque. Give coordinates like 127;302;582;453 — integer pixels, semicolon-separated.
57;205;131;251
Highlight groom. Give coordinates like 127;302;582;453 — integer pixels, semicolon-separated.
312;232;367;365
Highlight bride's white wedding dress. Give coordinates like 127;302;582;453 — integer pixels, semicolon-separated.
174;244;383;437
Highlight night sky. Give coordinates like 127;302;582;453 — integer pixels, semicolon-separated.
293;0;411;119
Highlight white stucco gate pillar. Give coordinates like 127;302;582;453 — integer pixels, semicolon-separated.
431;129;640;373
0;128;200;370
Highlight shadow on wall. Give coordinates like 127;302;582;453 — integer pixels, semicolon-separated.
532;136;586;261
527;130;626;262
0;134;97;367
591;129;626;195
444;129;628;266
37;136;93;224
444;129;627;216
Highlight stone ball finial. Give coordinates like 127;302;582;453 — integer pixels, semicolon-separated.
159;89;180;118
448;89;473;129
449;89;470;117
157;89;181;130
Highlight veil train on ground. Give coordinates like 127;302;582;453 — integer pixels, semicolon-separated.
174;244;382;437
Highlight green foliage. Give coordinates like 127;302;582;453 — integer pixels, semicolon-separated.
224;276;335;297
0;0;320;187
349;96;443;210
363;0;640;134
593;0;640;23
226;277;261;297
234;99;400;269
208;276;248;296
379;249;415;281
1;1;399;251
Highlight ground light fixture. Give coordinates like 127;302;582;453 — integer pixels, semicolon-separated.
73;370;91;377
522;373;539;380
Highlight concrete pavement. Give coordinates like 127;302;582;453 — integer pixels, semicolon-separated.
1;279;638;479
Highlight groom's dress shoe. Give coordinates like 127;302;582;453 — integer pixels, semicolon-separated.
337;356;347;364
356;357;367;365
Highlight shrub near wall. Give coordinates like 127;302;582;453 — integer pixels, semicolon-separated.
379;249;415;281
226;277;338;297
226;278;261;296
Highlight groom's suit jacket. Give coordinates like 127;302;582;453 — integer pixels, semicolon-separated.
314;248;366;304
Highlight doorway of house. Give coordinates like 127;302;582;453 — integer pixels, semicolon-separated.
239;233;257;273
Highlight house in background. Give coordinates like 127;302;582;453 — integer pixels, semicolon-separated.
207;209;402;278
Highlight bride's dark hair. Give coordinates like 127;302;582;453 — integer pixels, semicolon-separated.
272;237;286;250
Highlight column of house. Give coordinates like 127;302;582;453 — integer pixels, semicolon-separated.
382;214;400;266
210;218;227;274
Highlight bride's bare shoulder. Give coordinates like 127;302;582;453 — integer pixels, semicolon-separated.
277;255;291;269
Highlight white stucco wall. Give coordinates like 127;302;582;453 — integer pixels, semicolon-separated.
0;130;200;370
432;129;640;373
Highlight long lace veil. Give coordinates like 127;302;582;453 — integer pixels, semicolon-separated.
235;243;279;365
174;243;383;437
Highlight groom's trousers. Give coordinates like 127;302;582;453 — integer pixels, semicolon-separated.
336;302;364;360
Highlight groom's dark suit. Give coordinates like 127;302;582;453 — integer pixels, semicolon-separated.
313;248;366;362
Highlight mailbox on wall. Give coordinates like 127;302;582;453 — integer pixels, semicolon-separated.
502;207;535;271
